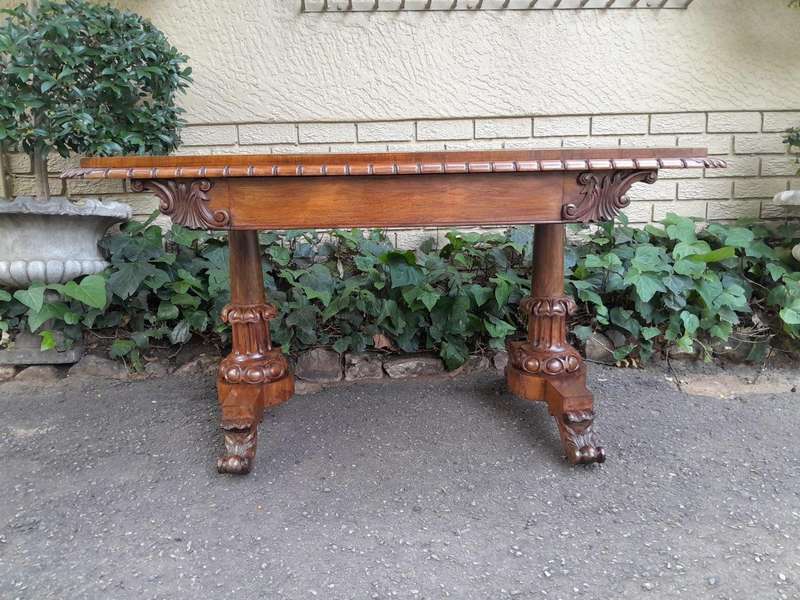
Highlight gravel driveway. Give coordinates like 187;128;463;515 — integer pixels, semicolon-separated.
1;363;798;600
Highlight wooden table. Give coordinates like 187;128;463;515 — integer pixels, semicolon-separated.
64;148;725;474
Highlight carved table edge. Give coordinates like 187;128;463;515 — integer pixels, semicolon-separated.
60;157;726;180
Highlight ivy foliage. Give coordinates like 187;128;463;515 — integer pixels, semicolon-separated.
0;0;191;157
0;213;798;371
786;128;800;163
567;214;799;362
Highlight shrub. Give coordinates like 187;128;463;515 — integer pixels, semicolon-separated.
0;213;798;370
0;0;191;198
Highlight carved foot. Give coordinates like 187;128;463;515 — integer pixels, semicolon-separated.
555;410;606;465
217;425;258;474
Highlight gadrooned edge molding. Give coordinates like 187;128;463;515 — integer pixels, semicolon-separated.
62;157;725;181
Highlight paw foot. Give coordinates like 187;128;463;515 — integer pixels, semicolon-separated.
217;426;257;475
568;444;606;465
217;454;252;474
557;411;606;466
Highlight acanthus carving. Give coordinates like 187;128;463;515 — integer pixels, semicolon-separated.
520;296;577;319
219;302;288;385
221;303;278;324
129;178;230;229
555;411;606;465
563;170;658;223
507;295;582;376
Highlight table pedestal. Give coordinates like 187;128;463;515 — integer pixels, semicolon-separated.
506;224;605;465
216;230;293;474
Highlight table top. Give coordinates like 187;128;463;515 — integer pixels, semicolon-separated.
63;147;725;180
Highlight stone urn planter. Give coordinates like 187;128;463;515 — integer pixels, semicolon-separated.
772;190;800;262
0;196;131;289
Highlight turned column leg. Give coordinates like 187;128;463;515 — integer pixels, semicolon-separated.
506;223;605;465
216;230;294;474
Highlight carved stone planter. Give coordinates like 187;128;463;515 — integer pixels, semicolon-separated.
0;196;131;289
772;190;800;262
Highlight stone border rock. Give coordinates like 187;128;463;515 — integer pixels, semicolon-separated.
0;348;505;392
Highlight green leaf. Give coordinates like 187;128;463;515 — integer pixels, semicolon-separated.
169;320;192;345
723;227;755;249
673;240;711;260
710;321;733;341
662;214;697;243
63;311;80;325
767;263;787;282
780;307;800;325
13;285;45;312
644;224;668;239
572;325;593;342
157;302;179;320
467;284;493;307
417;288;440;312
0;289;11;302
674;258;706;277
484;315;516;339
59;275;107;309
612;345;634;361
493;276;511;307
108;262;157;299
379;249;417;266
627;272;666;303
110;339;136;358
185;310;209;331
641;326;661;341
297;264;335;305
332;337;350;353
354;255;376;272
170;225;205;247
26;304;58;332
680;311;700;335
39;330;56;351
440;337;469;371
171;292;200;308
268;246;291;266
688;246;736;263
631;245;669;273
380;252;424;290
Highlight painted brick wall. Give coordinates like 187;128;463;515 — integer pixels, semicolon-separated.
5;109;799;249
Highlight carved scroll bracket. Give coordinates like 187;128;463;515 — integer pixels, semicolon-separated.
129;178;230;230
563;170;658;223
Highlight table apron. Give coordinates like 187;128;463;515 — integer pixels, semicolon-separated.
213;173;565;230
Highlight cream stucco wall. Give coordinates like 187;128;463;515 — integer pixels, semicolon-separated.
3;0;800;237
80;0;800;123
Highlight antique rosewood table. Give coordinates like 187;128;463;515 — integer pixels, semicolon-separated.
64;148;725;474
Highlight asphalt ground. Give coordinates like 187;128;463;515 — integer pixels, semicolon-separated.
1;364;798;600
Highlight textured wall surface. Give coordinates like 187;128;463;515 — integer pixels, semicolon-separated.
2;0;799;236
6;0;789;123
302;0;696;11
9;108;798;247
